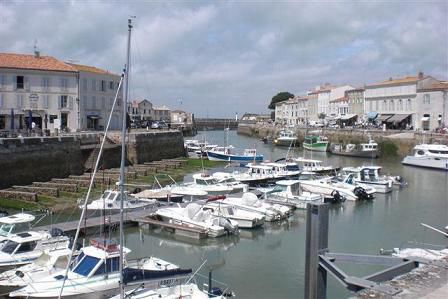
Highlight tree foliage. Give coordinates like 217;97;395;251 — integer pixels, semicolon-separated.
268;92;294;109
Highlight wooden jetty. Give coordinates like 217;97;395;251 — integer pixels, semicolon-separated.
34;207;157;235
138;215;208;240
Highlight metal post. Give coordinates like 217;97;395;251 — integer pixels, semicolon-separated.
305;203;329;299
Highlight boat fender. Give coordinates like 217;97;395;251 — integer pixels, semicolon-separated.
132;187;142;194
15;270;24;278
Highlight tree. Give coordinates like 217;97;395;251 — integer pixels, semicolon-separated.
268;92;294;109
318;113;326;120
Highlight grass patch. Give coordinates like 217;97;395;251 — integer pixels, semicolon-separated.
379;141;399;156
0;198;41;210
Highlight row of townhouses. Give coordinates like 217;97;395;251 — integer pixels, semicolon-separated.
127;99;193;126
275;72;448;131
0;52;123;132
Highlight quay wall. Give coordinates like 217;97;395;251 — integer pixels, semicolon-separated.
0;131;185;189
237;124;448;156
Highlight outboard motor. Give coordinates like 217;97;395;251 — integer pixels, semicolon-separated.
353;187;372;200
50;227;64;237
327;190;345;203
218;217;238;235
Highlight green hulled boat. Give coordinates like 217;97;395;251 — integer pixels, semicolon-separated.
303;135;329;152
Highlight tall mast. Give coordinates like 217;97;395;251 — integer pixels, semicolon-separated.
119;17;132;299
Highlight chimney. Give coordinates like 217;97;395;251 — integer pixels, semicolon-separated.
34;50;40;58
389;77;393;81
418;71;424;79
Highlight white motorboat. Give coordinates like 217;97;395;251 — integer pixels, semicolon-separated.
0;231;70;270
211;173;249;193
342;166;393;193
81;189;155;211
260;162;301;179
0;248;73;291
299;174;375;201
330;139;379;158
204;201;265;229
213;164;276;187
261;180;326;209
0;213;35;246
293;157;339;175
9;238;192;298
402;144;448;171
183;173;235;195
274;130;298;147
155;203;239;237
221;192;288;221
134;188;184;203
207;147;263;163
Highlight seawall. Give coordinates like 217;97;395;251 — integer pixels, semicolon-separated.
237;124;448;156
0;130;186;189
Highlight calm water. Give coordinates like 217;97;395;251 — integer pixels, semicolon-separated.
33;130;448;298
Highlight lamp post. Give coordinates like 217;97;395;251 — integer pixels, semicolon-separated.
76;97;80;132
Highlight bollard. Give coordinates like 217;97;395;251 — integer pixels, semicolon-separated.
305;203;329;299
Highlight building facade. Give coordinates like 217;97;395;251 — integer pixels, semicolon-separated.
346;88;365;118
415;82;448;131
69;63;122;131
364;73;439;129
170;110;193;126
0;53;78;132
306;91;319;121
152;105;171;122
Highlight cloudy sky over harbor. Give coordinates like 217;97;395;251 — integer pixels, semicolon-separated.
1;0;447;117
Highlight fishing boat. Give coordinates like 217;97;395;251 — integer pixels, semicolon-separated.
183;173;235;195
330;139;379;158
211;173;249;193
155;203;239;237
0;213;35;246
299;174;375;201
402;144;448;170
341;166;393;193
0;248;73;292
9;239;191;298
293;157;339;175
212;164;276;187
204;201;265;229
0;231;70;270
274;130;298;147
207;147;263;163
82;189;155;211
303;135;329;152
260;162;301;179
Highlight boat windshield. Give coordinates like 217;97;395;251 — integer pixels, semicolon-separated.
102;191;111;200
0;223;29;237
73;255;101;277
1;240;18;254
92;256;120;276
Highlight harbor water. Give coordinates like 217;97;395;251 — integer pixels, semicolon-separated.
14;130;447;299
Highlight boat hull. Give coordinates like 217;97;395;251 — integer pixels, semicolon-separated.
207;151;263;162
330;149;379;158
303;142;328;152
274;138;299;147
402;156;448;170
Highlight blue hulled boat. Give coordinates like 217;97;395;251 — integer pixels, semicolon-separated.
207;147;263;163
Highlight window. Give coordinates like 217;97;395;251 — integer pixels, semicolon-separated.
423;94;430;104
101;80;106;92
43;95;49;109
60;78;68;91
109;81;114;89
59;95;68;108
110;97;113;107
91;79;96;91
16;76;24;89
0;115;5;130
73;255;100;277
16;94;24;108
42;77;50;90
92;96;96;108
1;241;18;254
83;78;88;91
0;74;5;88
49;115;58;124
15;241;37;253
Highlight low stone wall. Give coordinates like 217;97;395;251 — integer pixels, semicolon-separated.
32;182;78;193
0;190;37;202
237;124;448;157
12;185;59;197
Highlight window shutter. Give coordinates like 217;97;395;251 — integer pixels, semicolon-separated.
0;74;4;87
14;76;17;90
69;96;74;109
58;96;61;109
0;94;3;107
43;95;49;109
25;76;30;91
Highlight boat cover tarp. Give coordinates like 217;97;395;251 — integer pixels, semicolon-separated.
386;114;411;123
367;112;378;119
123;267;192;284
340;114;357;121
376;114;393;122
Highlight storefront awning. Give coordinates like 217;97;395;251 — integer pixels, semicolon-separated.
367;112;378;119
340;114;357;121
421;116;430;121
376;114;393;122
87;115;102;120
387;114;411;123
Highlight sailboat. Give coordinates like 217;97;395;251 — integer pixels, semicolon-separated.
10;19;192;299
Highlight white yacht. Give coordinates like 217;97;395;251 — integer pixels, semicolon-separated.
0;248;72;291
299;174;375;201
330;139;379;158
155;203;239;237
0;231;70;270
212;173;249;193
260;162;301;179
342;166;393;193
204;201;265;229
402;144;448;170
0;213;35;246
261;180;325;209
293;157;339;174
82;189;154;211
274;130;298;147
221;192;289;221
9;238;191;298
183;173;234;195
213;164;276;187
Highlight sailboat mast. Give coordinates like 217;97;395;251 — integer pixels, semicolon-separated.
119;18;133;299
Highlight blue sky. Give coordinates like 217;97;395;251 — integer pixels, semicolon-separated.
1;0;447;117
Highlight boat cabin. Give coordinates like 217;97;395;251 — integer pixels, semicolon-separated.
413;144;448;157
1;231;68;256
192;173;219;185
0;213;35;239
343;166;382;182
273;180;301;196
360;142;378;151
246;165;274;176
294;158;324;170
243;149;258;157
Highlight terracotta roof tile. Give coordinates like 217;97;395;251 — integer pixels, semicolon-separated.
367;76;419;87
68;63;117;75
0;53;76;72
418;82;448;92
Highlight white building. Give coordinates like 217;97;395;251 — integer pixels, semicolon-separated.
152;105;171;122
275;98;298;125
0;52;78;132
170;110;193;126
68;63;122;130
364;73;439;129
416;82;448;131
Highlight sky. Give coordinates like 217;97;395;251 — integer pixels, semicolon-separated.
1;0;447;117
